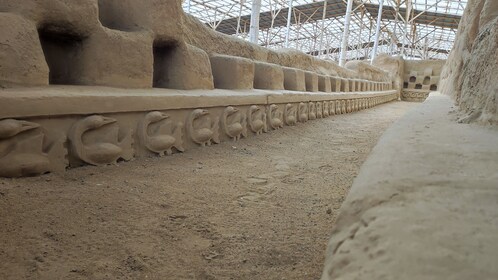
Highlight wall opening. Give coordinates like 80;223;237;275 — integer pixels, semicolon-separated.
330;78;337;92
423;76;431;85
409;76;416;83
153;41;177;88
415;84;422;89
430;84;438;91
403;82;409;88
38;25;85;85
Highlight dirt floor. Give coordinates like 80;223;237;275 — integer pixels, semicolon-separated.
0;101;417;280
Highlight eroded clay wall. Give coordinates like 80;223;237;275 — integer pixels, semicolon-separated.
0;0;391;90
0;0;398;178
439;0;498;125
398;60;446;102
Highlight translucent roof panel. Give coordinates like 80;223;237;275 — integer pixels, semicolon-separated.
183;0;467;61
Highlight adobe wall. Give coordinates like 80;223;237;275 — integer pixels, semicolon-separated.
401;60;446;102
0;0;391;89
439;0;498;125
320;93;498;280
0;0;397;177
321;0;498;279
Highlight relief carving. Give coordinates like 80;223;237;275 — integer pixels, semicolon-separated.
323;101;329;117
267;104;284;130
308;102;317;120
248;105;267;135
0;119;66;177
187;109;220;147
329;101;336;115
284;103;297;126
222;106;247;141
316;102;323;118
298;102;308;122
68;115;133;166
138;111;184;156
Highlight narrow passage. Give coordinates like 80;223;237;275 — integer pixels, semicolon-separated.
0;101;418;280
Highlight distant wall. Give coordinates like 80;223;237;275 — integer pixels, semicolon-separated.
397;60;446;102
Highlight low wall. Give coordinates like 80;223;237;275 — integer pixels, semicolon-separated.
321;93;498;279
0;87;397;177
0;0;399;178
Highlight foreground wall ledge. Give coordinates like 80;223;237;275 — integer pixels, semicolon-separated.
321;92;498;280
0;86;397;119
0;86;397;177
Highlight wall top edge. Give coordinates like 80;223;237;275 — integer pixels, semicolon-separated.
0;86;397;119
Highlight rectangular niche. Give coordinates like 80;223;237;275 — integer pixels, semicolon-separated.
153;41;177;88
38;26;85;85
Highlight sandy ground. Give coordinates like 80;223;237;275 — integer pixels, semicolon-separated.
0;101;417;280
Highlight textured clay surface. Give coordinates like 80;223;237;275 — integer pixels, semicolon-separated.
0;102;415;280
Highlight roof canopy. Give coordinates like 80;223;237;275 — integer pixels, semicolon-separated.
184;0;467;61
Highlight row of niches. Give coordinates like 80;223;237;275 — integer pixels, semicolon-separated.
36;25;392;92
0;94;397;178
403;69;440;91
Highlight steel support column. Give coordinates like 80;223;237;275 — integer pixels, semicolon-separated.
339;0;354;66
285;0;293;47
317;0;328;56
371;0;384;63
236;0;244;36
249;0;262;43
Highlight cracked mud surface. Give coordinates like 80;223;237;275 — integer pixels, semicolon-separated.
0;101;417;280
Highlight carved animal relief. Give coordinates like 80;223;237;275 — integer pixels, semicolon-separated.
323;102;329;117
330;101;336;115
248;105;267;135
309;102;317;120
316;102;323;118
222;106;247;141
298;102;308;123
284;103;297;126
0;119;66;177
268;104;284;130
68;115;133;166
138;111;184;156
187;109;220;146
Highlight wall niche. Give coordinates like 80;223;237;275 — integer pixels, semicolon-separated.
38;24;86;85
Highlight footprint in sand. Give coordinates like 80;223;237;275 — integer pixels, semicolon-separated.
236;176;276;205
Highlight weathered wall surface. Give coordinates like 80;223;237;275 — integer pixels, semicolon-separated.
400;60;446;102
0;0;391;89
321;93;498;280
0;0;397;178
372;54;404;91
321;1;498;278
439;0;498;125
